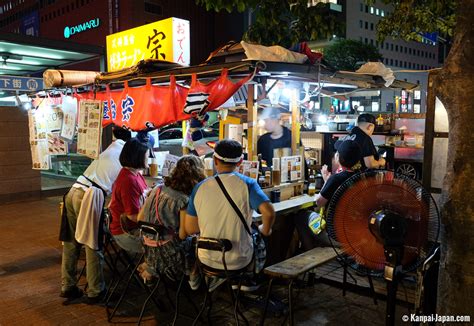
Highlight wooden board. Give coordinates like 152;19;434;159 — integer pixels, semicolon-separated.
253;194;316;220
264;247;337;279
314;259;416;304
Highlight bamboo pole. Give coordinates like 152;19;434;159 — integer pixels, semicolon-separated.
247;84;257;160
43;69;100;88
291;88;300;155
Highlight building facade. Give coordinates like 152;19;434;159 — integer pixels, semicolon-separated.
344;0;440;71
0;0;245;69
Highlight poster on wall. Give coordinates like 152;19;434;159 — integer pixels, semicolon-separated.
280;155;303;183
237;160;259;180
77;100;103;159
60;95;78;142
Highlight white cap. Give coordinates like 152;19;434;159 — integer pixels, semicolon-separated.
259;107;281;120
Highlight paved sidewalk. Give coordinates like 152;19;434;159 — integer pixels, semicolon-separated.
0;197;411;325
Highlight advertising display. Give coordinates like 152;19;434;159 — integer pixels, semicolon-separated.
60;95;78;142
237;160;259;180
280;155;303;183
161;153;180;176
28;99;64;170
106;17;190;72
77;100;103;159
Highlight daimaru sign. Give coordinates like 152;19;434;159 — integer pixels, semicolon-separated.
64;18;100;38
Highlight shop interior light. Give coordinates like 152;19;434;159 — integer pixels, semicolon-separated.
0;65;22;70
282;88;293;99
318;114;328;123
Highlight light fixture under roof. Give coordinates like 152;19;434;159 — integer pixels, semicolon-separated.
0;52;23;68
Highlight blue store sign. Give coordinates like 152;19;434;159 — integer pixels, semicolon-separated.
64;18;100;39
0;76;44;92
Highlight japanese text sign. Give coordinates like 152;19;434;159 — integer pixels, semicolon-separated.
106;17;190;72
0;75;44;92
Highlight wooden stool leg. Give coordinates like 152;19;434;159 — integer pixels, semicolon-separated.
288;279;294;326
259;278;274;326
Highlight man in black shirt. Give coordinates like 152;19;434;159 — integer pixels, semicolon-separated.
257;107;292;165
336;113;385;171
295;140;361;248
315;140;361;207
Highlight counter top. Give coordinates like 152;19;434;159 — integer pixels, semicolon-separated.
253;194;316;221
144;175;163;187
317;131;391;135
378;144;424;149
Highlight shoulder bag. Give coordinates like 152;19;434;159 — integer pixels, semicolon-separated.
215;175;266;274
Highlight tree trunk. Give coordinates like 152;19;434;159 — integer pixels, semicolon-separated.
435;0;474;316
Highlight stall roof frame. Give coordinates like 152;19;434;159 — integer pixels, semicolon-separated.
96;59;418;91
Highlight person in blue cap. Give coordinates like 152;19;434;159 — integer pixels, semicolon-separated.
136;130;156;158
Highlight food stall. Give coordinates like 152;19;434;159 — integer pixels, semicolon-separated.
30;41;421;264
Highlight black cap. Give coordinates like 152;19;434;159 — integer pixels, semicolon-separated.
357;113;376;125
334;140;361;168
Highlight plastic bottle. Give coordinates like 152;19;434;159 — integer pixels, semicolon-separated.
376;114;384;126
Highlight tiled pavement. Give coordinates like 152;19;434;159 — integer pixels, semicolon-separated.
0;196;412;325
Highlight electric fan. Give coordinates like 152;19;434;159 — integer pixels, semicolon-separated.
325;170;440;326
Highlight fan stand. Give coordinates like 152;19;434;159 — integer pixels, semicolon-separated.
384;246;403;326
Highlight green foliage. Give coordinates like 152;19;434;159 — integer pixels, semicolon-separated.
323;39;383;71
195;0;343;47
365;0;458;42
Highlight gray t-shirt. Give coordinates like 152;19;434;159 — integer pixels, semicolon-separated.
140;184;188;230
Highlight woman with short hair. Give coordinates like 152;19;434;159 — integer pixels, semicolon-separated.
108;138;150;253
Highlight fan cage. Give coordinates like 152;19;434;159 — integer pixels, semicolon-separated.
326;170;440;275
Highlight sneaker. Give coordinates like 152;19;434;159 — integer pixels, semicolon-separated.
232;280;260;292
188;273;201;290
60;286;83;299
206;277;226;292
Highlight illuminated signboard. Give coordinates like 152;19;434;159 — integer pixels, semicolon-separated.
64;18;100;39
106;17;190;72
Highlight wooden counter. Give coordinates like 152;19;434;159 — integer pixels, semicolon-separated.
144;175;163;187
253;194;316;221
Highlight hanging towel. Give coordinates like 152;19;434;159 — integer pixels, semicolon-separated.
75;186;104;250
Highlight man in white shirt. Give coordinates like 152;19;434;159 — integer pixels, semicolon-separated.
185;140;275;272
60;127;131;304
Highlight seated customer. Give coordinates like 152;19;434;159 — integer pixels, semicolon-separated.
108;138;150;254
297;140;360;246
315;139;361;207
185;140;275;290
137;155;206;281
